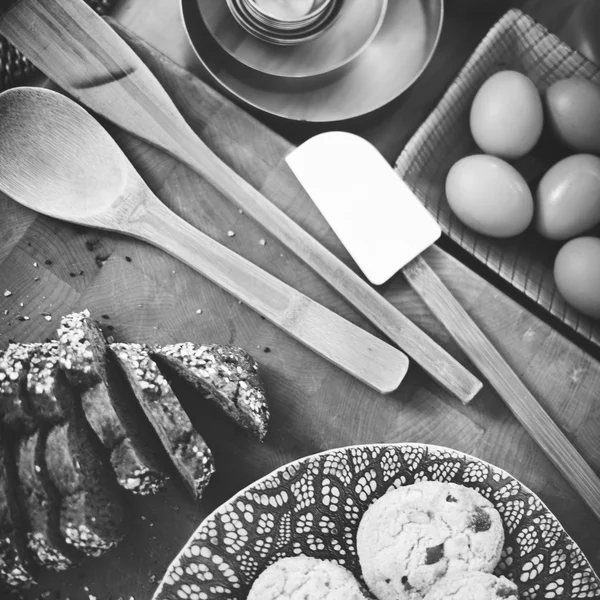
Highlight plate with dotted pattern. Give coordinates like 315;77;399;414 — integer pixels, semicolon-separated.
152;444;600;600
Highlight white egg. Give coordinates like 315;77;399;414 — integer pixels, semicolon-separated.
470;70;543;159
554;236;600;319
445;155;533;237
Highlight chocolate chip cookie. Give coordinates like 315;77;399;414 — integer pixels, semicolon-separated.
357;481;504;600
247;556;369;600
424;571;518;600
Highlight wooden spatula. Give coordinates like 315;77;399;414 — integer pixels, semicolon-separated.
286;131;600;522
287;132;444;286
0;0;481;404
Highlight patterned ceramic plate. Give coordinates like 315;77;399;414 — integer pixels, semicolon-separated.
153;444;600;600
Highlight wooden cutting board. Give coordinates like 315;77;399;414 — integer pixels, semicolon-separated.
0;24;599;599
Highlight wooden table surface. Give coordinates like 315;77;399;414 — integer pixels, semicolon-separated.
1;0;600;598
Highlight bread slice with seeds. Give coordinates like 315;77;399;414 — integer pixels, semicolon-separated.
45;394;128;557
151;342;269;441
110;342;215;500
0;343;37;432
0;432;37;589
16;428;82;570
26;341;69;423
57;310;168;495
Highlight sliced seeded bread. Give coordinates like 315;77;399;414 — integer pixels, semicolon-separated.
151;342;269;441
0;432;37;589
0;343;37;432
110;343;215;500
26;341;69;423
57;311;168;494
16;428;82;570
45;395;128;557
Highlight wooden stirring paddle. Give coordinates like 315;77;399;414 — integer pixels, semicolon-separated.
0;0;481;404
0;86;409;395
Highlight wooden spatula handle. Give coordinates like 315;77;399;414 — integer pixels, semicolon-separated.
403;254;600;520
0;0;480;404
129;198;409;395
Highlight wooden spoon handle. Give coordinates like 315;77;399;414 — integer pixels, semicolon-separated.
403;254;600;521
129;199;409;395
0;0;480;404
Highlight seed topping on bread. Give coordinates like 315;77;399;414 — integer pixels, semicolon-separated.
0;344;34;391
0;343;37;431
57;310;97;383
115;344;169;396
64;522;113;556
28;342;60;397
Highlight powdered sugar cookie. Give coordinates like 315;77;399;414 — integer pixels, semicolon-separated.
247;556;369;600
357;481;504;600
424;571;518;600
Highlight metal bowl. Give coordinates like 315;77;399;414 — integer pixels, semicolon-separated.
183;0;444;122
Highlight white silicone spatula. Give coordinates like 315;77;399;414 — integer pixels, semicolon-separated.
286;132;442;285
286;131;600;523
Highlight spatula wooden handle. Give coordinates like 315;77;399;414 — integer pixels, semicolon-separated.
127;198;408;395
0;0;481;404
403;254;600;521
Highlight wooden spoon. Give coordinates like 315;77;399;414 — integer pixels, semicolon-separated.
0;86;409;395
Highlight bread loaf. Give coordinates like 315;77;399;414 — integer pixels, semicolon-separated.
16;429;82;570
45;398;128;557
151;343;269;441
0;311;271;589
57;311;168;495
110;342;215;500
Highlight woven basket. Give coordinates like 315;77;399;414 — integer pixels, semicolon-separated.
0;0;117;91
396;9;600;349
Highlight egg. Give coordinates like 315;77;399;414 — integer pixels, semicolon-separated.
535;154;600;240
546;78;600;154
470;70;543;159
554;236;600;319
445;155;533;237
